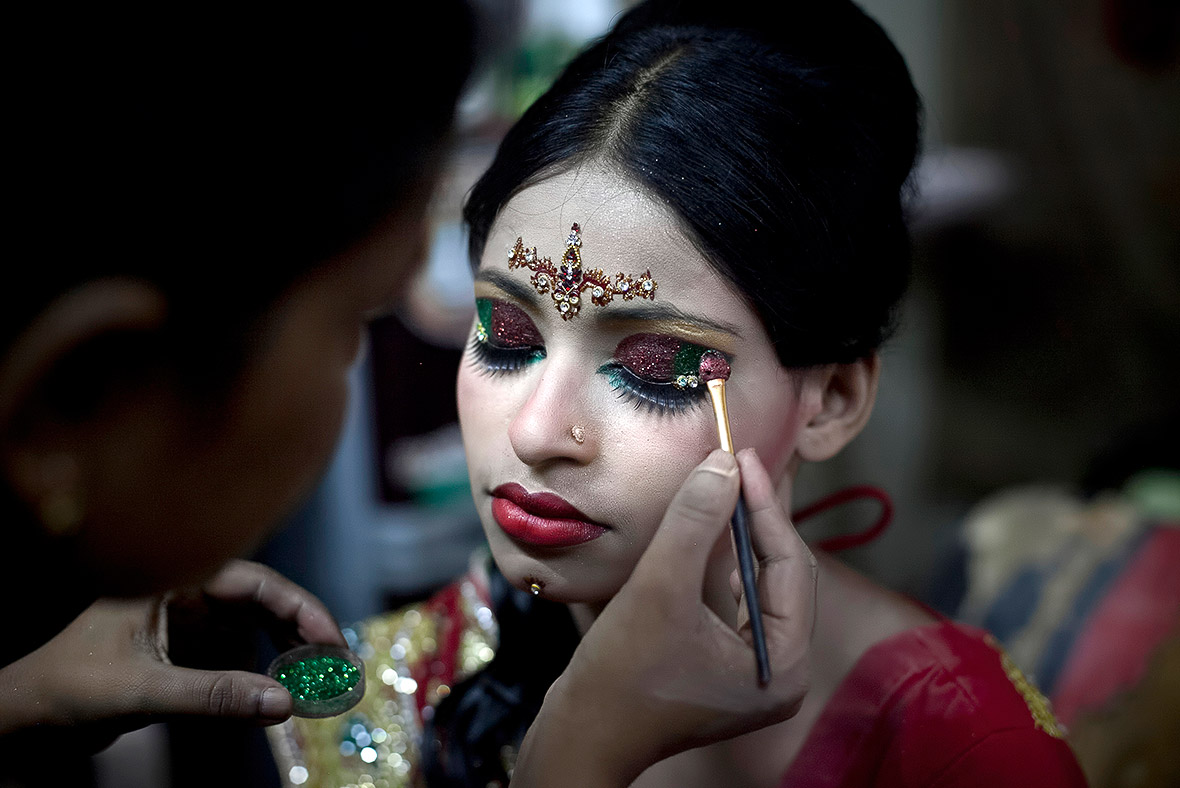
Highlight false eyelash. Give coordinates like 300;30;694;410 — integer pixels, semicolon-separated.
598;363;708;415
467;333;545;375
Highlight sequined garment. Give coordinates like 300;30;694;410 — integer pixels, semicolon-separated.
268;571;497;788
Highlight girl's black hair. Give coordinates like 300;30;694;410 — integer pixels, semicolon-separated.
425;1;922;784
423;561;581;786
465;0;921;367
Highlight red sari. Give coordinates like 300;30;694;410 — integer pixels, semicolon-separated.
780;621;1088;787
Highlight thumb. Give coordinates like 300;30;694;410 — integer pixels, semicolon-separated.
141;665;293;723
633;449;740;595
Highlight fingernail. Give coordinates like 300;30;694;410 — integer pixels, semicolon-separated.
259;687;290;719
700;448;738;475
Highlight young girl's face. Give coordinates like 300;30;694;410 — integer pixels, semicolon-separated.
457;166;807;603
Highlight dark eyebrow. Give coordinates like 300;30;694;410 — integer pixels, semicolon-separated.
474;269;542;306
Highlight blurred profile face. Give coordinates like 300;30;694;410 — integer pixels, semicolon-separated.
456;166;809;603
76;198;431;594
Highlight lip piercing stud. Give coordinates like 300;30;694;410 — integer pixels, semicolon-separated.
528;582;543;596
571;425;586;444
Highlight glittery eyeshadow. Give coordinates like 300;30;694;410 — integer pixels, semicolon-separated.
476;298;493;335
476;298;542;347
491;301;542;346
275;655;360;702
671;342;708;378
615;333;711;382
614;333;682;379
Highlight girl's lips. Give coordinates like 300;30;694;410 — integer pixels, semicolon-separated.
490;483;606;547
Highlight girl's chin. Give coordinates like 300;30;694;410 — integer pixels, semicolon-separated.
496;559;625;606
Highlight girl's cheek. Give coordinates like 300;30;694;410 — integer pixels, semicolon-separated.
456;366;489;430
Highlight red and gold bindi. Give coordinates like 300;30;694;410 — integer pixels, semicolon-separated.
507;223;658;320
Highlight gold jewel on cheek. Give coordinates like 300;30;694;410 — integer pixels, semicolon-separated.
507;223;658;320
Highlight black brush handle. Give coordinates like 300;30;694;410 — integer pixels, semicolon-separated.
731;488;771;686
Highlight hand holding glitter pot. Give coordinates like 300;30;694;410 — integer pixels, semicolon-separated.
0;561;349;749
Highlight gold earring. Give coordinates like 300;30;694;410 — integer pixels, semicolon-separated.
39;488;84;536
37;454;84;537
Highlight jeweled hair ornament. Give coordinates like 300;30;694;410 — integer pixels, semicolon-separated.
507;223;658;320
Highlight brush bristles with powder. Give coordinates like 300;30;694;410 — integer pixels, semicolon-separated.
701;351;734;453
699;350;731;382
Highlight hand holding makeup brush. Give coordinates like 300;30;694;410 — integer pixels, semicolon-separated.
513;449;816;788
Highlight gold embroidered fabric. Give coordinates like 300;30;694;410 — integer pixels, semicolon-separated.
268;576;498;788
986;634;1067;739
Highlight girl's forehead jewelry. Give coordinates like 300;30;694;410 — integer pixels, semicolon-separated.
507;223;658;320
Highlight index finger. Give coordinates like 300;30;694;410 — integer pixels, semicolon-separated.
201;560;347;647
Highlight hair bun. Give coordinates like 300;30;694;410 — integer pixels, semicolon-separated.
612;0;922;187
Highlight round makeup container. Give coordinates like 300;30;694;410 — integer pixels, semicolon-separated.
267;643;365;718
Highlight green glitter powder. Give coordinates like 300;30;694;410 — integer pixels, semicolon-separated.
671;342;708;378
275;655;361;702
476;298;493;332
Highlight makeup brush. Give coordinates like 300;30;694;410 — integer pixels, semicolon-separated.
699;350;771;687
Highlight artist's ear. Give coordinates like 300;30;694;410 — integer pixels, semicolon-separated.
0;279;169;520
795;354;880;463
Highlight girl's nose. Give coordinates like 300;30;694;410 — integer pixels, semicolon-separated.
507;362;597;467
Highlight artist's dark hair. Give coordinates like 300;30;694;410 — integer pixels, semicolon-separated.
425;1;922;785
4;5;474;385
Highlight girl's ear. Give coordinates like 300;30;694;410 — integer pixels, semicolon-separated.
795;354;880;463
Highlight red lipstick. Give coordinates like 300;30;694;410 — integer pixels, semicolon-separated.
490;483;606;547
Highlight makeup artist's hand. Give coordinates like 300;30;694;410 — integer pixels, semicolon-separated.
0;560;344;753
513;448;816;788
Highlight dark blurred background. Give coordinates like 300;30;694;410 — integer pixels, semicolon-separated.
89;1;1179;786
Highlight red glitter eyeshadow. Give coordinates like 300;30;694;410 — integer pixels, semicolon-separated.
490;301;542;347
614;333;682;380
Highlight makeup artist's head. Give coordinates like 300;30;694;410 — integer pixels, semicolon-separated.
0;6;473;598
457;0;920;604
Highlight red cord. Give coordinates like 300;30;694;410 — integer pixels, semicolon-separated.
791;485;893;552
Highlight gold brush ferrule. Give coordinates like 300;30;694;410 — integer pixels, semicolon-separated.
706;378;734;454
